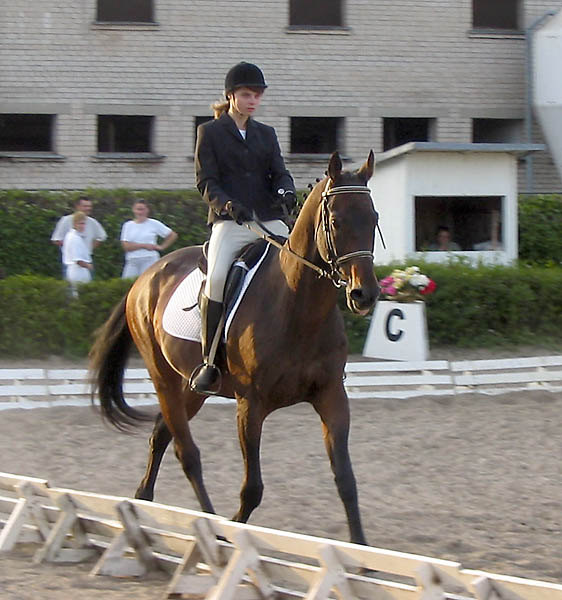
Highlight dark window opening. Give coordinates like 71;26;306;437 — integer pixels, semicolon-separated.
290;117;342;154
194;115;213;150
415;196;503;252
97;115;153;153
383;118;432;151
472;0;519;30
97;0;154;23
0;114;54;152
289;0;343;27
472;118;523;143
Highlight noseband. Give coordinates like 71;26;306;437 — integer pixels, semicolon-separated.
319;179;378;287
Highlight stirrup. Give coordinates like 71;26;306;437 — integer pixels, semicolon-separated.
189;362;222;395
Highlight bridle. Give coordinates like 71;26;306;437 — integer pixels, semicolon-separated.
247;178;384;288
318;179;379;287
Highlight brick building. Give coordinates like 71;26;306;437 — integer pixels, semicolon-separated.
1;0;561;192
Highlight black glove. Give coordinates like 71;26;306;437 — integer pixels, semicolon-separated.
276;189;297;212
224;200;252;225
282;190;297;212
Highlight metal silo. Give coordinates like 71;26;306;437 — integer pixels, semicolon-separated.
533;9;562;181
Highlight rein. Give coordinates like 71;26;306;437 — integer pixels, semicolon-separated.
245;179;383;288
244;219;336;283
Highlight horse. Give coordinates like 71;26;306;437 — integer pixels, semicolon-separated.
89;151;381;545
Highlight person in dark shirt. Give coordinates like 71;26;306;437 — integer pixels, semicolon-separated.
191;62;296;394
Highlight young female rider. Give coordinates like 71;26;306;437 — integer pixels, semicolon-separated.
190;62;297;394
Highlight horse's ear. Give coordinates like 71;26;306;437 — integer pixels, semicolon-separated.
358;150;375;182
328;152;343;180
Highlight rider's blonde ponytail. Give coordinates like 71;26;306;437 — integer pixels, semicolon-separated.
211;97;230;119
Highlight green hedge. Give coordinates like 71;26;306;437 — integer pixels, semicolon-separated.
0;276;133;358
0;190;560;280
0;189;209;279
518;194;562;266
342;261;562;352
1;263;560;358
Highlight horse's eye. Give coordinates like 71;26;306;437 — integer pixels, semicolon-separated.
330;216;340;229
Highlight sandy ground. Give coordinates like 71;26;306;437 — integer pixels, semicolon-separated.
0;346;561;598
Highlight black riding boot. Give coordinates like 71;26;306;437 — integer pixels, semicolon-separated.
189;294;224;395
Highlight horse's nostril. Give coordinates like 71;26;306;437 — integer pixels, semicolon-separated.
350;288;364;302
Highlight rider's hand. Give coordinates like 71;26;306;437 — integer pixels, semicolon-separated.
282;191;297;212
224;200;252;225
276;189;297;212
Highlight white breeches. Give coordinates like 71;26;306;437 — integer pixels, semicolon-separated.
122;255;159;279
204;219;289;302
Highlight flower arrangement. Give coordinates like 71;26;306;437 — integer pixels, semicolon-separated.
379;266;436;302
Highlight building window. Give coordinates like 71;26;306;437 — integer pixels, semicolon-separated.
472;0;519;30
194;116;213;150
0;114;55;152
415;196;503;252
383;118;433;151
97;115;153;153
290;117;343;154
289;0;343;27
97;0;154;23
472;118;523;143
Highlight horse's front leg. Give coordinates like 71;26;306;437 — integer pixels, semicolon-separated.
232;398;265;523
313;384;367;546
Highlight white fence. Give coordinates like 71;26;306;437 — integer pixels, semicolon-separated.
1;472;561;600
0;356;561;410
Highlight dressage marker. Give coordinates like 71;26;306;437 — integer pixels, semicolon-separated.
2;472;561;600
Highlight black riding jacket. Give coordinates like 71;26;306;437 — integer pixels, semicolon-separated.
195;112;295;225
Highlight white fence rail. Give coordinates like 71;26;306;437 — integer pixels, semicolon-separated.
1;472;561;600
0;356;561;409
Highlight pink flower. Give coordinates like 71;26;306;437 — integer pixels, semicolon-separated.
380;276;394;286
382;285;397;296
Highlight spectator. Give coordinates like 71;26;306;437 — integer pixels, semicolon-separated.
473;210;503;251
428;226;461;251
63;211;93;297
51;197;107;276
120;199;178;279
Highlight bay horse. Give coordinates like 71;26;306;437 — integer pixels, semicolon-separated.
90;151;380;545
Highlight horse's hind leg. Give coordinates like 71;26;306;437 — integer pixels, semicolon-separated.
313;385;367;546
135;412;172;501
152;373;216;514
232;398;265;523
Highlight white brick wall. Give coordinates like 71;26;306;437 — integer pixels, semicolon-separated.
0;0;560;191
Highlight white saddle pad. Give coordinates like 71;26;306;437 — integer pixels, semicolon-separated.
162;245;271;342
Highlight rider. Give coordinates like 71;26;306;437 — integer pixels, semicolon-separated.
190;61;297;395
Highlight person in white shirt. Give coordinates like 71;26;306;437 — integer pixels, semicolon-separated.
120;199;178;279
51;197;107;276
63;212;93;297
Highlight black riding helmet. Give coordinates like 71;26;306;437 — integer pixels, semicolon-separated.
224;62;268;94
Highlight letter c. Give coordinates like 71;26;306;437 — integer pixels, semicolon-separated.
385;308;404;342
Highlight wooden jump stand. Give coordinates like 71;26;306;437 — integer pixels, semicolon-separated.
1;472;561;600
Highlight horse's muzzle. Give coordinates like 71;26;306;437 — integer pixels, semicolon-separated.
347;284;380;316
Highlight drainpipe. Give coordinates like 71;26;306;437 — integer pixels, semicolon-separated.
525;10;557;193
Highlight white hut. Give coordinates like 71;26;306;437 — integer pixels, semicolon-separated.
369;142;543;266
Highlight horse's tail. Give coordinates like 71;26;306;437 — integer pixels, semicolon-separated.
89;294;151;430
